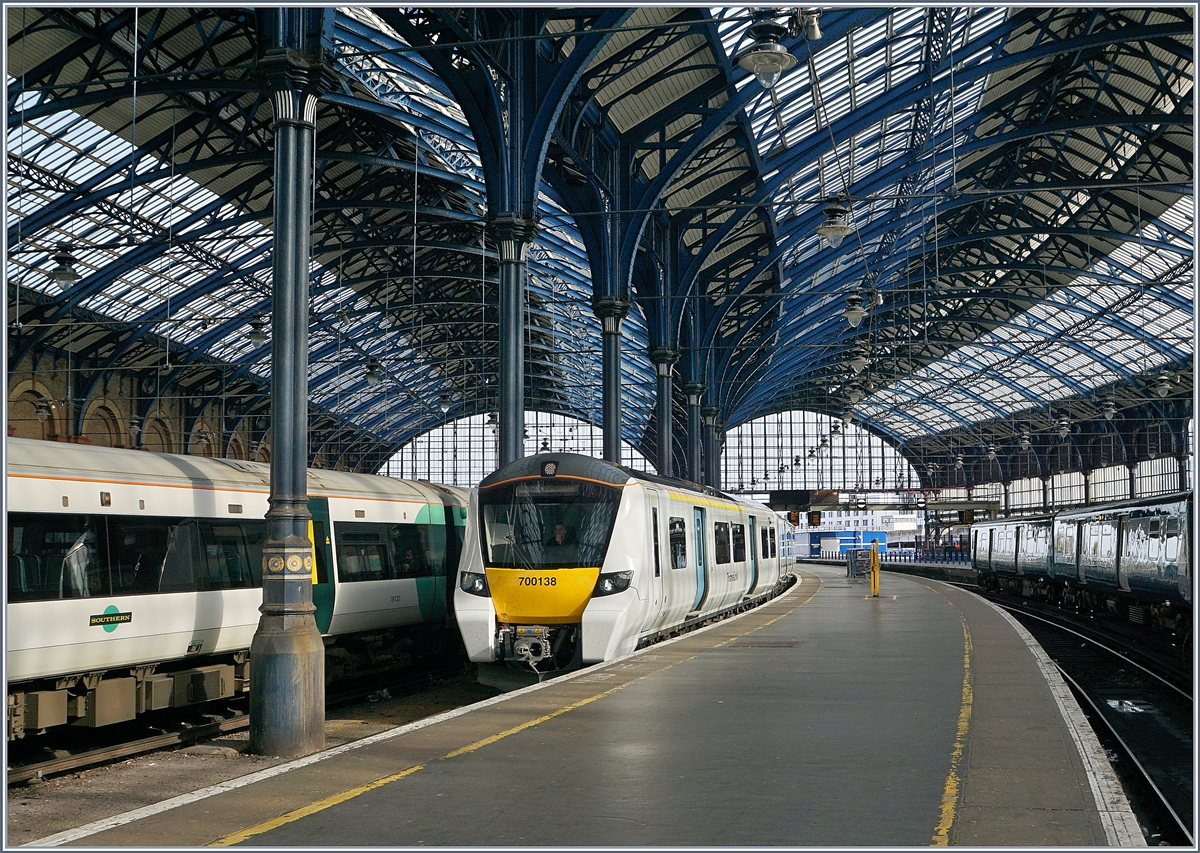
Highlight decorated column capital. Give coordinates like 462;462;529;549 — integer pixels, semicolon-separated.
683;381;706;406
649;348;679;376
593;298;630;333
488;216;539;262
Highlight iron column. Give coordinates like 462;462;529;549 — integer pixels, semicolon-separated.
489;217;537;466
595;299;630;464
250;34;331;757
649;348;678;477
684;382;705;483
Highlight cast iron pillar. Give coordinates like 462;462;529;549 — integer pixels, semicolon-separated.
489;217;537;465
683;382;705;483
595;298;630;464
649;348;679;477
702;407;722;489
250;12;334;758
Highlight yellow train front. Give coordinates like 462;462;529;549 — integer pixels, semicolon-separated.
455;453;783;680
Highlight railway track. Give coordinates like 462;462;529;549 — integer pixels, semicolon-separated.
985;594;1193;846
6;660;467;787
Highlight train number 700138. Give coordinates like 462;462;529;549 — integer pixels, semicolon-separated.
518;576;557;586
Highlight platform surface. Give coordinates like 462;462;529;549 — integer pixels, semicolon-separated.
33;563;1140;847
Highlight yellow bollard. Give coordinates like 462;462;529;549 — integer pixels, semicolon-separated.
869;540;880;597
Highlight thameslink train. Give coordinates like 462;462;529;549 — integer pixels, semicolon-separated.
5;438;468;740
455;454;787;677
971;492;1191;638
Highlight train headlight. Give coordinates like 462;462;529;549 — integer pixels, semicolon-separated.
593;570;633;596
460;571;490;597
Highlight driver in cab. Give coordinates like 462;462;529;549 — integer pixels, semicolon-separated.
545;522;577;562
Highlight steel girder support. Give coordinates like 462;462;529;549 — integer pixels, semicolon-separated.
687;12;1191;291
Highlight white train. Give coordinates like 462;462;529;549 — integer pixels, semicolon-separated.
455;454;787;678
5;438;468;740
971;492;1191;637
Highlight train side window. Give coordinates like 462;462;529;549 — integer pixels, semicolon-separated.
769;527;777;558
203;525;254;590
106;518;173;594
387;523;436;578
334;522;391;582
714;522;731;564
651;507;661;577
761;527;770;561
669;516;687;569
1164;518;1180;567
732;523;746;562
160;520;206;593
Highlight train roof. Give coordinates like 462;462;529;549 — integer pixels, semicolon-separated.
5;438;451;504
479;453;773;514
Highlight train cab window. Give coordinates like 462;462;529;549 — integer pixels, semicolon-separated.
732;524;746;562
714;522;731;564
334;523;391;582
669;517;687;569
478;477;621;570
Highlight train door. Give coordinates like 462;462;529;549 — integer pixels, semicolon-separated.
692;506;707;610
1115;516;1131;592
307;497;335;634
647;492;665;622
986;528;994;571
1074;520;1085;583
748;516;759;592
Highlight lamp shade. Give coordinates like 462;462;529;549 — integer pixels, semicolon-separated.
816;203;853;248
735;21;797;91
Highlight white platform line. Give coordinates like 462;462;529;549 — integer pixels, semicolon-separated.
987;603;1146;847
25;577;805;847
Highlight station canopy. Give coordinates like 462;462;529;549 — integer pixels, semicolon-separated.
6;7;1193;476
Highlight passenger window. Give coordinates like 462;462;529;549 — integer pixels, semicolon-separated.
387;522;434;578
335;523;391;582
160;520;206;593
761;527;770;560
714;522;731;564
107;519;171;593
732;524;746;562
204;525;253;590
769;527;777;558
669;516;687;569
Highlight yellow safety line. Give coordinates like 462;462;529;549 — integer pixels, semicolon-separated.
209;682;631;846
209;764;425;847
210;578;821;847
931;612;973;846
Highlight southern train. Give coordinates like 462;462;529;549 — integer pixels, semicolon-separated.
454;454;788;679
971;492;1191;642
5;438;468;740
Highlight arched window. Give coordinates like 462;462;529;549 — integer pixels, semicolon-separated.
82;404;122;448
721;410;918;495
383;412;654;485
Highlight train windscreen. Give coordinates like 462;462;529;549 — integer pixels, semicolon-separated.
479;478;622;569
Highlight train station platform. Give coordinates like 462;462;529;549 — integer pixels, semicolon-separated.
27;563;1142;848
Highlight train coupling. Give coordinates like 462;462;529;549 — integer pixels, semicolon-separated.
511;625;553;664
